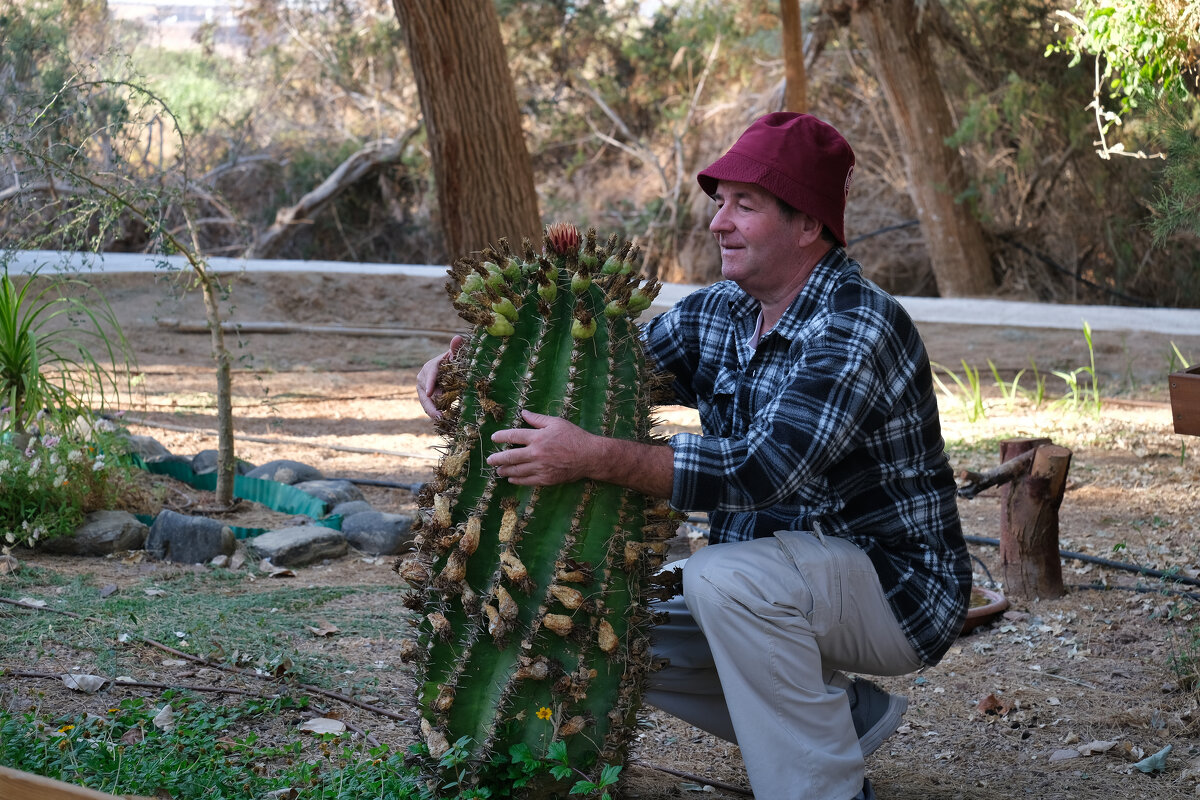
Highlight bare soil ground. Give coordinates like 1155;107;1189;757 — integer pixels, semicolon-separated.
4;270;1200;799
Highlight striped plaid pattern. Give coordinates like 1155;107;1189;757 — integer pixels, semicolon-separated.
644;248;971;664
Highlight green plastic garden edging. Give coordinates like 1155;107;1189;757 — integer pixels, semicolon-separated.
131;455;343;539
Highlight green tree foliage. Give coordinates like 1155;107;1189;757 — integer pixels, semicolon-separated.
1049;0;1197;146
1045;0;1200;288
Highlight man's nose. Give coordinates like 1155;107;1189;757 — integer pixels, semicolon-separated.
709;204;732;234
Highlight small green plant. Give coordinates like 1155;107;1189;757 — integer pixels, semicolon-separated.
987;359;1027;412
1170;341;1192;371
931;360;987;422
1051;321;1102;415
1025;358;1048;407
0;265;132;436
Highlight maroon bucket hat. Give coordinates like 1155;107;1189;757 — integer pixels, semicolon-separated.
697;112;855;246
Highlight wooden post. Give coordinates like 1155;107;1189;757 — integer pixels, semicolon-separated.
0;765;136;800
998;437;1072;600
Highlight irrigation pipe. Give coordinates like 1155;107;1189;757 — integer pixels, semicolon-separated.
155;318;458;339
122;415;439;461
963;534;1200;589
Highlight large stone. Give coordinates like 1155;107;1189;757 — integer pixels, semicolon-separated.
293;479;364;507
191;449;255;476
342;511;416;556
330;500;373;518
42;511;148;556
247;526;347;567
244;460;325;485
122;434;171;460
146;510;236;564
145;454;194;471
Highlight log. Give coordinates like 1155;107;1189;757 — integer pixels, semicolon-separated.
999;438;1071;599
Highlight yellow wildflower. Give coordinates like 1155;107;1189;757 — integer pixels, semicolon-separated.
536;706;553;721
57;724;75;733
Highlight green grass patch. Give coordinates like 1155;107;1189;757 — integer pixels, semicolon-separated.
0;566;404;692
0;692;422;799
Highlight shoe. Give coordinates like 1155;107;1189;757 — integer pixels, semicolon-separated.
848;678;907;757
852;777;877;800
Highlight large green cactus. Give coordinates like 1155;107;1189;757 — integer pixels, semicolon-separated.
398;223;682;796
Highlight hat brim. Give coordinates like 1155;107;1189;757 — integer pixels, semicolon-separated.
697;152;848;246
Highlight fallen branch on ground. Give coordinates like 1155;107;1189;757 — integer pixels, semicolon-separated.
0;596;413;721
630;760;753;796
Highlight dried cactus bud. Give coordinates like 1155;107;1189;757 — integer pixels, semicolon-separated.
543;613;574;636
560;715;589;736
550;584;585;610
597;619;619;653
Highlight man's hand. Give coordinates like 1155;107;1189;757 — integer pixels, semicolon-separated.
488;410;593;485
489;409;675;498
416;335;465;420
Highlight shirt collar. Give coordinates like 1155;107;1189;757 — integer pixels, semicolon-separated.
725;247;851;343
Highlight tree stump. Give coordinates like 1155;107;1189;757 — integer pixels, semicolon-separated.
998;437;1072;600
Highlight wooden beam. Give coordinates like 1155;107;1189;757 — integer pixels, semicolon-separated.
0;765;146;800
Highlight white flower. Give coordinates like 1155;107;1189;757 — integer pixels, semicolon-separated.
0;459;10;472
49;452;60;466
67;450;82;463
28;457;41;476
92;459;105;472
4;533;14;545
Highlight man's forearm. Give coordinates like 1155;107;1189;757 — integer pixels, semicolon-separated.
587;436;675;500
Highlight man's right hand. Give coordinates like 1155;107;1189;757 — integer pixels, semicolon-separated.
417;334;465;420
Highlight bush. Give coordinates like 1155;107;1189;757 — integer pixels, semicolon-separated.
0;423;136;548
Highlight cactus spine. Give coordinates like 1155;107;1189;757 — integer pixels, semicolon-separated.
400;223;681;795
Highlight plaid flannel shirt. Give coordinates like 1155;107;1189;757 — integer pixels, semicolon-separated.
644;248;970;664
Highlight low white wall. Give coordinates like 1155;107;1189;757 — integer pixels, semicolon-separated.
8;249;1200;336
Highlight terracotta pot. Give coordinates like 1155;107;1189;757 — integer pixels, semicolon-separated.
960;585;1009;635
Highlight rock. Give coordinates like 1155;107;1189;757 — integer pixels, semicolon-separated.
293;479;364;506
122;434;171;460
145;454;195;471
330;500;373;518
42;511;149;556
191;450;255;476
244;460;325;485
247;526;347;567
146;510;236;564
342;511;416;555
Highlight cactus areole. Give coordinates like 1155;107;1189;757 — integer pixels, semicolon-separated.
399;223;683;795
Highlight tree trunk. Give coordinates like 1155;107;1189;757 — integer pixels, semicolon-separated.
196;265;236;508
846;0;996;297
781;0;807;112
999;438;1071;600
391;0;541;259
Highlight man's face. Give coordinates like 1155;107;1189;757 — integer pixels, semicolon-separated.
709;180;809;299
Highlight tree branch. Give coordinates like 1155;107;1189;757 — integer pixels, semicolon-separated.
247;131;418;259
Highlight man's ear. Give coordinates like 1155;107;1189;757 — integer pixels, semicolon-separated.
796;212;824;246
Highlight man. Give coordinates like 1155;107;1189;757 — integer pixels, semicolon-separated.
418;112;970;800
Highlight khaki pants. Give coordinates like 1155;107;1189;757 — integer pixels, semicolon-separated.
645;531;922;800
